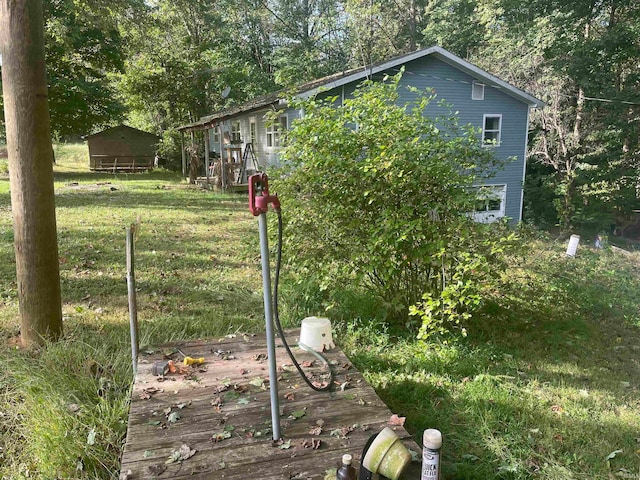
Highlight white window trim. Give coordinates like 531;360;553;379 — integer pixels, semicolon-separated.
231;120;242;143
470;184;506;223
266;114;288;149
482;114;502;147
212;126;220;145
249;117;257;145
472;81;485;100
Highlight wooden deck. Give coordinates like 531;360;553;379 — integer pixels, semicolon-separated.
120;331;422;479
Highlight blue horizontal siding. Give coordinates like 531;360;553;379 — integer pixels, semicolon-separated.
212;55;531;222
310;57;529;222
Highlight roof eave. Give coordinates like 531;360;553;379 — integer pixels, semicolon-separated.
297;46;544;108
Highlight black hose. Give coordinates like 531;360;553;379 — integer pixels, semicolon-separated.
273;209;334;392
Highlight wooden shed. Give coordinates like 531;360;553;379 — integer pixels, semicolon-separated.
86;125;159;172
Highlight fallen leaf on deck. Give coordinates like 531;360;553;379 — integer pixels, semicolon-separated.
300;360;315;368
119;469;132;480
146;420;162;426
284;392;295;401
309;425;323;435
224;391;240;400
289;408;307;420
340;381;351;392
176;401;191;409
211;431;232;442
388;414;406;426
301;438;321;449
147;464;167;476
237;397;250;405
253;353;267;361
330;425;355;438
249;377;265;388
167;411;181;424
165;443;196;464
278;439;292;449
324;467;337;480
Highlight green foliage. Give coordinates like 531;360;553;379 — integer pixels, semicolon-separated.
43;0;129;137
273;73;513;337
157;129;183;171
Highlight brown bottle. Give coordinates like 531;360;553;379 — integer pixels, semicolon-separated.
337;454;357;480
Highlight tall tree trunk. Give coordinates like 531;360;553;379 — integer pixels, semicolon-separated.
0;0;63;346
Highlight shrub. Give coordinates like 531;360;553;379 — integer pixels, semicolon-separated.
273;72;516;337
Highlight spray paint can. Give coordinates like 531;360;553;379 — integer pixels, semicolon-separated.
421;429;442;480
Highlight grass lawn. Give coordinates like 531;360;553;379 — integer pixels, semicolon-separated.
0;144;639;479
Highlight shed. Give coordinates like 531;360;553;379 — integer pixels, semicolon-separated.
86;125;159;172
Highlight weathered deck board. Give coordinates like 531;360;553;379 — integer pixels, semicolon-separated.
120;331;423;479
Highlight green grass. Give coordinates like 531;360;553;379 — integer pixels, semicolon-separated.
1;144;640;479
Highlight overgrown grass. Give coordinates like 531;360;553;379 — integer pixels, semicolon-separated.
0;144;639;479
335;239;640;479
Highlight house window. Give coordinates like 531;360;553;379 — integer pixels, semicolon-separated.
266;115;288;148
212;126;220;145
472;81;484;100
482;114;501;146
249;119;257;145
470;185;506;223
231;121;241;143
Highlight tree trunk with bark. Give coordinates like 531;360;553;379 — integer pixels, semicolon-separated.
0;0;63;346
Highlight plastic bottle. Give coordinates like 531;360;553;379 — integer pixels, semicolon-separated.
337;453;357;480
421;429;442;480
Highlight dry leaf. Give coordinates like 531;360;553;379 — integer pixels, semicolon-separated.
301;438;322;449
119;469;132;480
388;414;406;426
147;464;167;476
284;392;295;401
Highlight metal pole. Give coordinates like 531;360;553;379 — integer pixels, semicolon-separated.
126;225;139;378
257;212;281;441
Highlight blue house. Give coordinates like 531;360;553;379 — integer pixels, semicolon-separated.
179;46;542;223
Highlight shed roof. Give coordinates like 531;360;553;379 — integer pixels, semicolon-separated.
85;125;160;140
179;46;544;132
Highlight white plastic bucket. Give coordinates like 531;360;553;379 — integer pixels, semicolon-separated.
299;317;334;352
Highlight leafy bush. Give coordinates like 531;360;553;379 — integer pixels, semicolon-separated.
273;72;516;337
157;129;184;172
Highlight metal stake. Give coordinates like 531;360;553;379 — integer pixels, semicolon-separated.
258;212;281;441
126;225;139;378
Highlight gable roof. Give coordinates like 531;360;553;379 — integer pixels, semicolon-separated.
84;125;160;140
179;46;543;132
